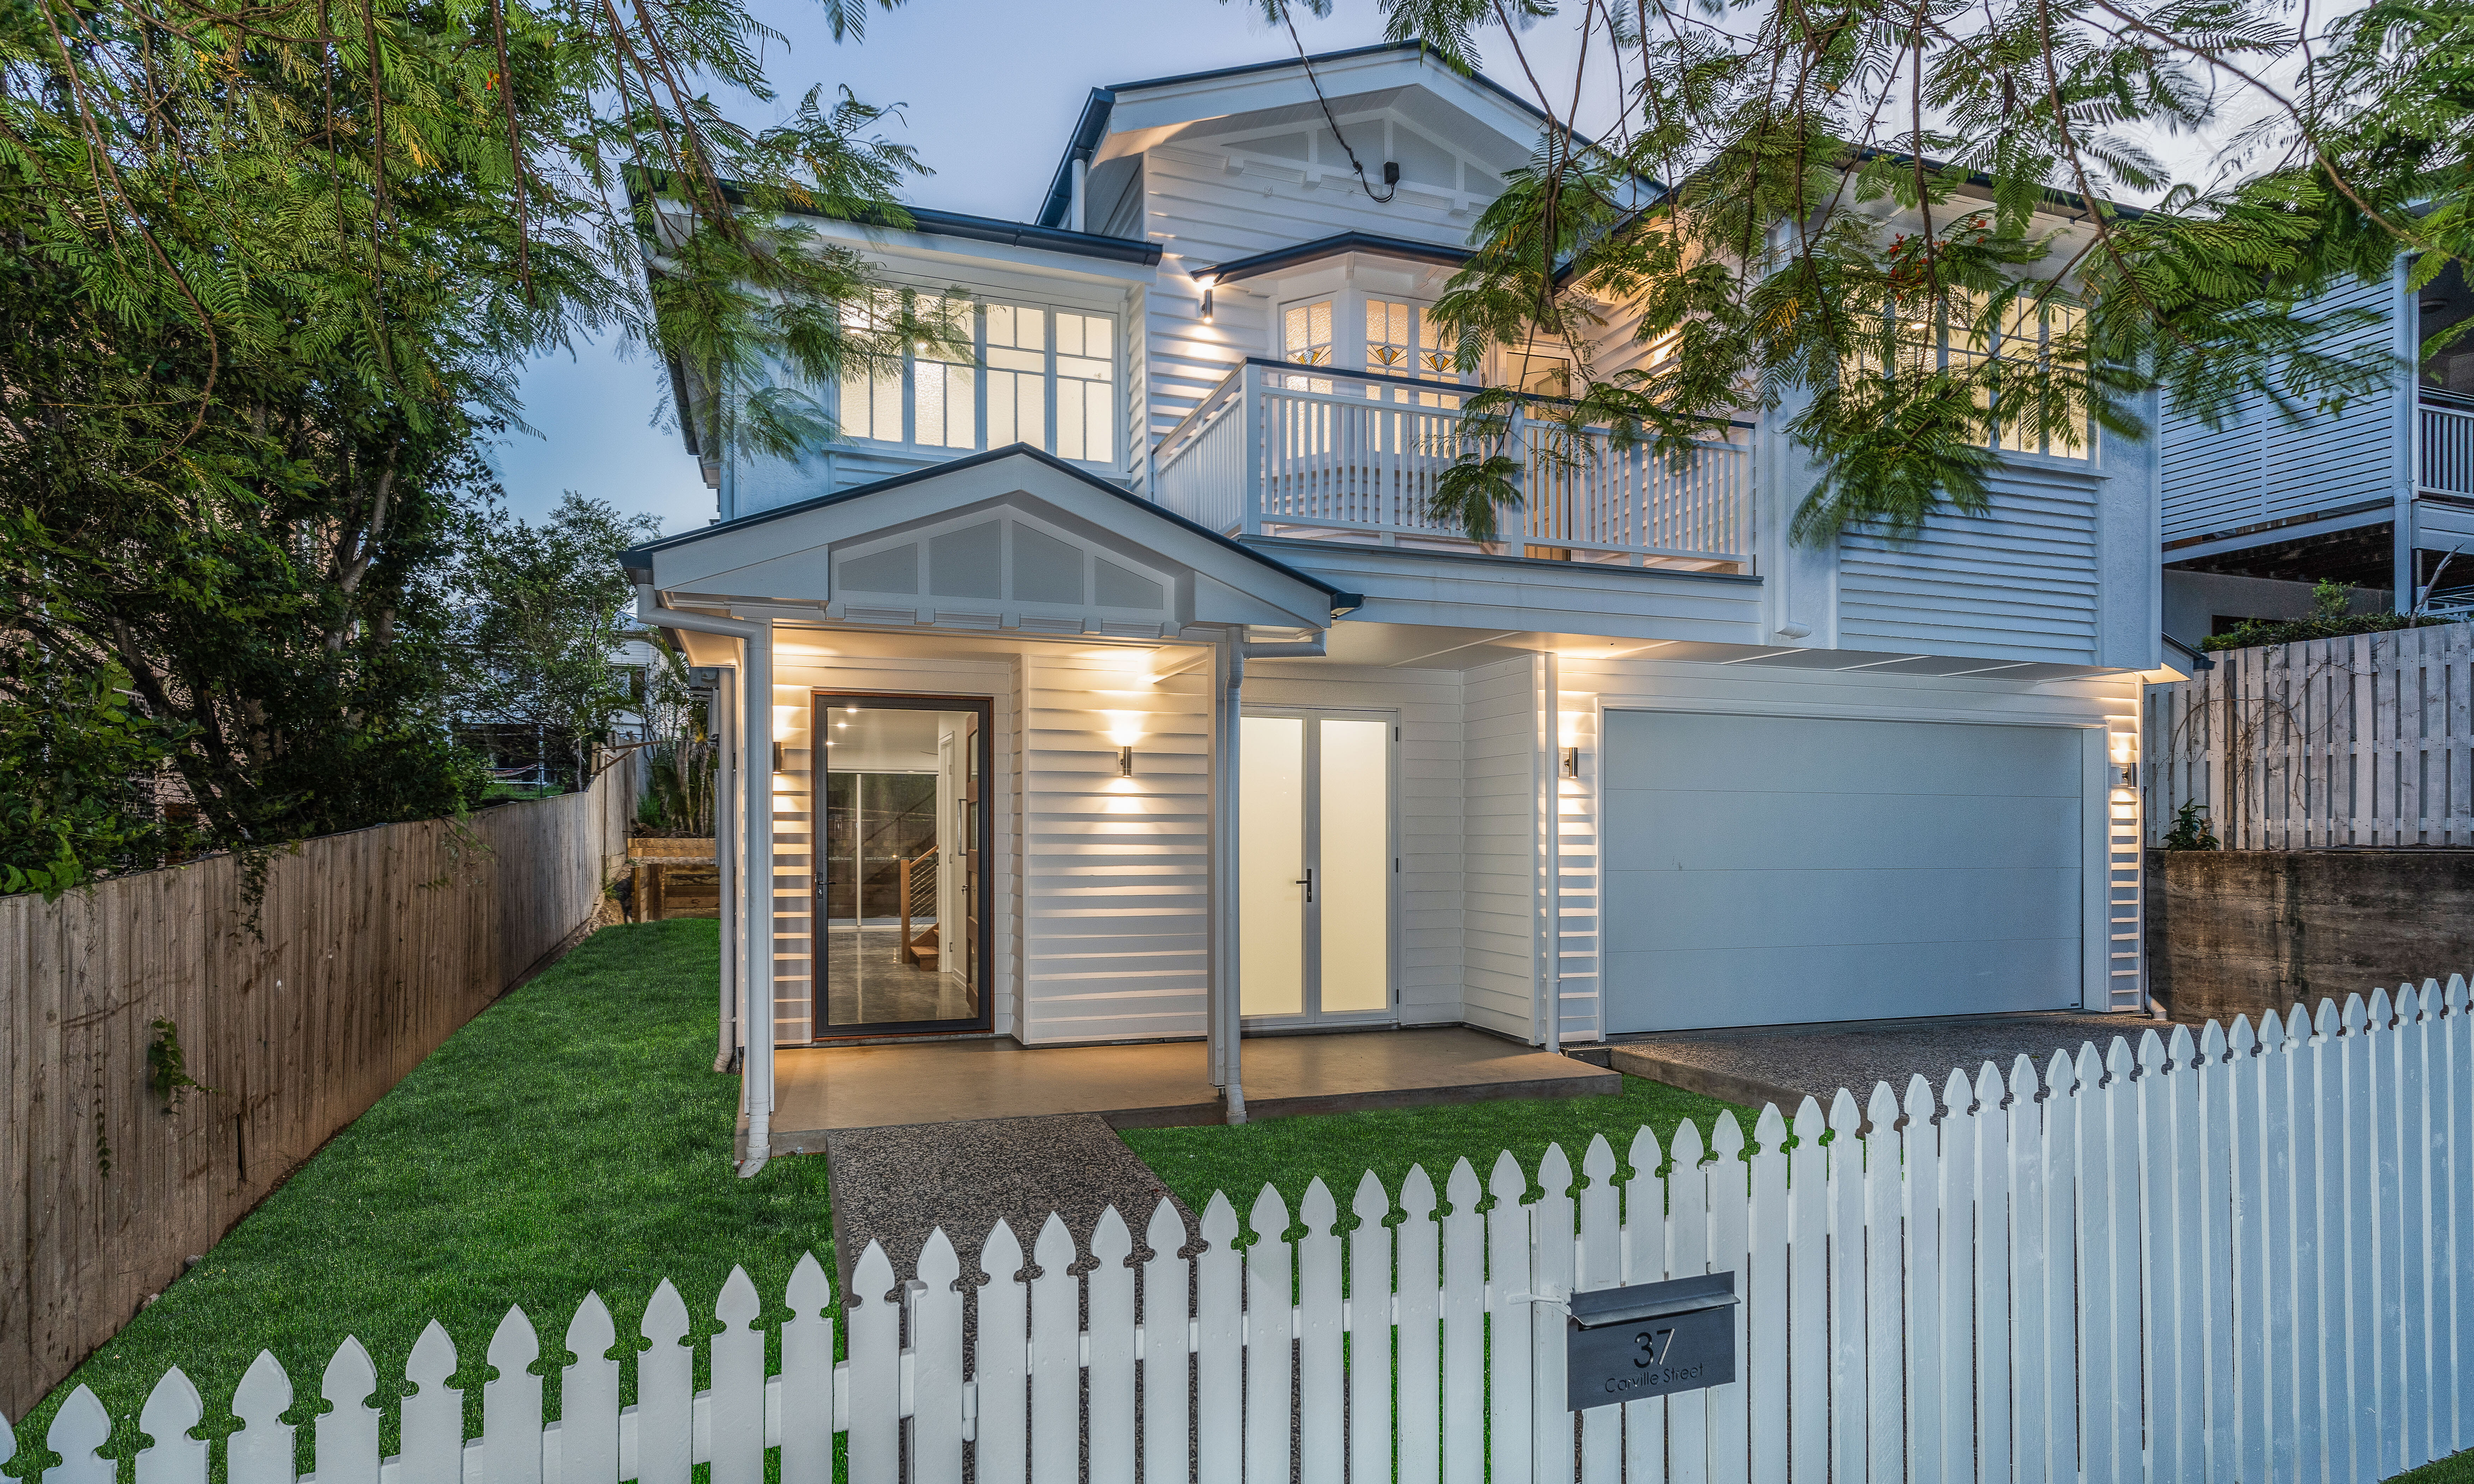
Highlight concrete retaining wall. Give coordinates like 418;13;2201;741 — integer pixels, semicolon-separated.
2145;848;2474;1022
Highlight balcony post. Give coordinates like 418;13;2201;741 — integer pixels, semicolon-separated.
1243;364;1266;537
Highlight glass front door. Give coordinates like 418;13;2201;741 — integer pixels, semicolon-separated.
812;694;988;1036
1239;710;1394;1024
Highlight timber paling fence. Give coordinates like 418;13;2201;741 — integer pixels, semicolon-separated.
14;978;2474;1484
0;771;632;1416
2144;622;2474;847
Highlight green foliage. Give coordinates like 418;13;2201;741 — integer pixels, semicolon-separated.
147;1020;211;1115
2161;800;2220;852
1288;0;2474;544
0;657;192;899
2200;584;2452;650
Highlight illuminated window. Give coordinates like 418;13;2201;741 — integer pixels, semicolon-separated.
1283;300;1334;366
914;300;975;450
831;300;1120;464
986;304;1047;453
836;294;903;442
1055;313;1115;463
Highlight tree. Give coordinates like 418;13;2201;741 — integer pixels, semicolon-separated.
451;494;662;787
1237;0;2472;543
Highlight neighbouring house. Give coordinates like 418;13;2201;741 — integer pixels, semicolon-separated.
623;42;2168;1156
2158;255;2474;647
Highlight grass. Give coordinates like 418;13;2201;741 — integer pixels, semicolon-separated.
1120;1074;1758;1223
9;920;833;1471
2398;1451;2474;1484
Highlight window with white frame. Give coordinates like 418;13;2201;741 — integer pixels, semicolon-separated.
1924;289;2091;460
829;298;1122;465
1283;300;1334;366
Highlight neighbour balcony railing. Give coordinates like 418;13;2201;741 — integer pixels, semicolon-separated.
1154;359;1754;570
2423;392;2474;499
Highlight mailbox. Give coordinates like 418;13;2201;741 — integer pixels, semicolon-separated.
1565;1272;1738;1411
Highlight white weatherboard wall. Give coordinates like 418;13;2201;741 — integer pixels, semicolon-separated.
1464;655;1543;1040
765;632;1212;1046
1547;656;2146;1039
53;976;2474;1484
1839;471;2107;663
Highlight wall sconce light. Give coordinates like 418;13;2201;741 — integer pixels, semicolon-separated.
772;742;786;772
1119;745;1136;778
2120;762;2138;790
1560;746;1580;780
1195;275;1216;321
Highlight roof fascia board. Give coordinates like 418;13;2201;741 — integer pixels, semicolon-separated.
1197;231;1472;285
792;215;1159;284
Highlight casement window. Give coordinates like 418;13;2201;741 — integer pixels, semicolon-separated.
1283;299;1335;367
1364;299;1457;381
833;298;1121;465
1874;289;2092;461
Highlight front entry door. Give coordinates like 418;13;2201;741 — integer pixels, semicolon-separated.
1239;710;1395;1025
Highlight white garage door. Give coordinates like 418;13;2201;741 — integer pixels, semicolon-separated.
1602;710;2085;1033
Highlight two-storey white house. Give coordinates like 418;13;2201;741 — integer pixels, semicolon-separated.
622;42;2163;1154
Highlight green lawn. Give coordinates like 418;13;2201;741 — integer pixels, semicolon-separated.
10;919;832;1470
1119;1074;1758;1224
2398;1450;2474;1483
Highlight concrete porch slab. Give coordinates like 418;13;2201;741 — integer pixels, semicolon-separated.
764;1026;1619;1150
1607;1010;2199;1122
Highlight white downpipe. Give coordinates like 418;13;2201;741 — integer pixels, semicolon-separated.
710;669;738;1073
638;587;776;1173
1209;630;1247;1123
1071;157;1089;233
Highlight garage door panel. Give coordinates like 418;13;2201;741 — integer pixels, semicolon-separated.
1601;709;2085;1032
1600;791;2082;874
1604;711;2085;798
1604;866;2081;953
1604;936;2083;1032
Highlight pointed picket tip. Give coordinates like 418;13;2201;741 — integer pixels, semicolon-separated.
2315;999;2339;1038
1445;1157;1482;1209
1583;1132;1619;1183
1754;1104;1788;1152
853;1240;898;1305
1942;1067;1973;1114
1538;1142;1574;1194
2200;1019;2227;1057
920;1227;963;1285
235;1350;292;1423
2230;1015;2257;1053
407;1320;458;1390
1710;1112;1746;1159
1092;1206;1133;1263
140;1364;204;1434
2008;1055;2038;1103
2105;1037;2133;1076
489;1305;540;1370
2289;1003;2314;1042
1248;1183;1290;1240
1300;1177;1338;1231
2398;983;2423;1021
716;1266;760;1328
2168;1024;2195;1065
2450;973;2470;1013
1352;1169;1393;1221
48;1385;109;1457
785;1254;833;1316
2137;1028;2166;1071
1671;1118;1706;1165
2370;986;2395;1029
1828;1087;1862;1134
1400;1164;1438;1215
1199;1193;1238;1245
1901;1076;1935;1126
1793;1097;1825;1140
1147;1197;1190;1254
1627;1123;1664;1178
2076;1042;2105;1086
1864;1082;1900;1131
983;1216;1027;1274
1033;1211;1076;1269
2044;1048;2075;1095
1487;1148;1526;1200
642;1279;691;1342
2261;1009;2288;1050
1974;1061;2003;1108
2343;993;2367;1032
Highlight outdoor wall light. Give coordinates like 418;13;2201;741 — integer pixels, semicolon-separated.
1195;275;1216;321
1560;746;1580;780
772;742;786;772
1119;745;1137;778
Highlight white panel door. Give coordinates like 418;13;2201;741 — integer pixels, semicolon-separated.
1600;710;2084;1033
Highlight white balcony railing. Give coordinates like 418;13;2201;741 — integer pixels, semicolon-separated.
1154;360;1753;570
2423;394;2474;499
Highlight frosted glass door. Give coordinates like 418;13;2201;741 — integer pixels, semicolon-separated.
1239;716;1306;1017
1239;709;1393;1023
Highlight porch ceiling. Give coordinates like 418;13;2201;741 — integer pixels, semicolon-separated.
1310;621;2139;679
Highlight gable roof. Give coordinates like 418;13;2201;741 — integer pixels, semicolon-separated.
621;443;1361;614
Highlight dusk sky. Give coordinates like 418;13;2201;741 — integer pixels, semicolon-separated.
483;0;2249;537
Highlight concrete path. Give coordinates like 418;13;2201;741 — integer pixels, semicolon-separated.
1610;1011;2202;1124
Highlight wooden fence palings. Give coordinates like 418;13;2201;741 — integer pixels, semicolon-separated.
0;773;630;1417
18;975;2474;1484
2145;623;2474;848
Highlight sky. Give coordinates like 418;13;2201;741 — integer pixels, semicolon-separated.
482;0;2279;537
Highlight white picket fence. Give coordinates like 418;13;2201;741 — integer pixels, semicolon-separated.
13;975;2474;1484
2144;621;2474;847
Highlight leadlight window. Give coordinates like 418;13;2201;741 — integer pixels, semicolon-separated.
1283;300;1334;366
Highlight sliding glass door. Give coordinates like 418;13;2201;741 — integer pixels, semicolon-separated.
1238;709;1396;1025
811;693;990;1037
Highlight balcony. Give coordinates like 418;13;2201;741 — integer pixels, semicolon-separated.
1153;360;1753;572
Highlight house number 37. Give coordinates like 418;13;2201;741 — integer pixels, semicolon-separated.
1633;1328;1678;1367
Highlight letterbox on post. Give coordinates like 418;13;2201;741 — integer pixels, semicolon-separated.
1565;1272;1738;1411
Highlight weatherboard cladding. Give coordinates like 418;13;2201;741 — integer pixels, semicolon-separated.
1839;471;2106;664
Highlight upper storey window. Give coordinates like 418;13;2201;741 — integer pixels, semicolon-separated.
1364;299;1455;382
1872;290;2091;461
835;299;1121;466
1283;300;1335;367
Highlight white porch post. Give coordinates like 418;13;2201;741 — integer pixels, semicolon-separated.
1208;627;1248;1123
742;618;776;1165
712;667;739;1073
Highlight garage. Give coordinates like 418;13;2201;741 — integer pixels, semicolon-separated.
1601;709;2088;1033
